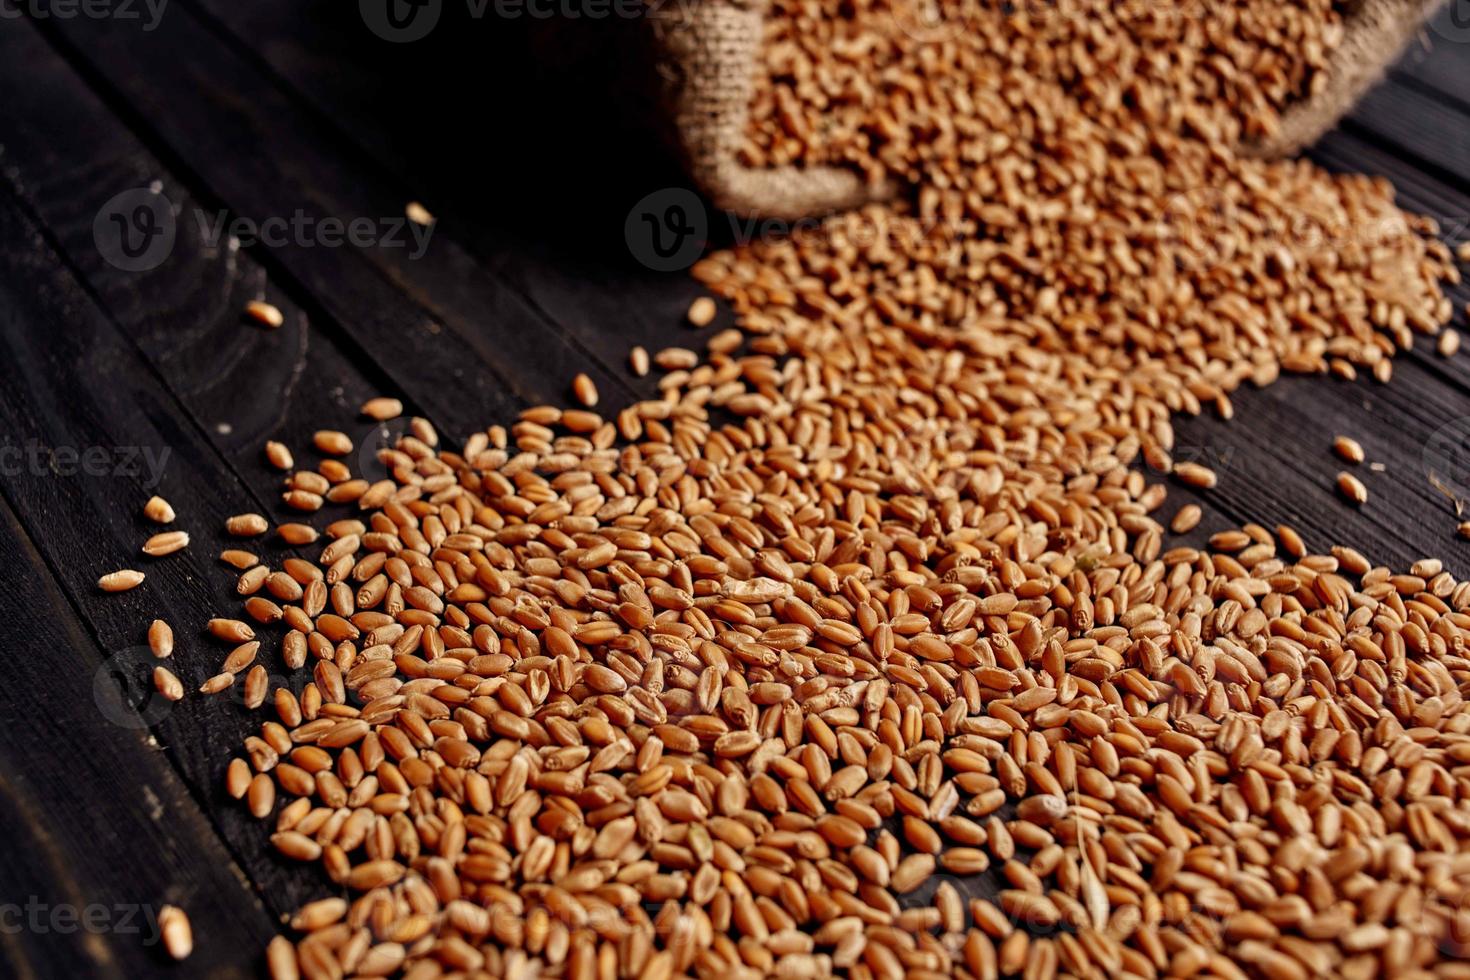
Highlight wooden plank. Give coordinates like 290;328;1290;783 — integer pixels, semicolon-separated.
1343;75;1470;189
1389;6;1470;107
0;15;453;506
0;497;277;980
166;0;718;378
21;5;631;432
0;181;337;916
2;0;1470;940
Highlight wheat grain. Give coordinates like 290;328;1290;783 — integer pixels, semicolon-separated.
264;441;294;471
98;570;144;592
360;397;402;420
571;373;599;408
141;530;190;557
1334;435;1365;463
245;301;284;329
1337;471;1368;505
158;906;192;960
142;495;174;523
225;514;268;537
687;296;717;327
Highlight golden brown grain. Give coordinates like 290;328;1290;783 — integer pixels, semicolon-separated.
158;905;192;960
98;570;144;592
153;666;184;702
312;431;351;456
244;301;283;329
264;441;294;471
687;296;717;327
629;345;650;376
360;397;403;420
225;514;268;537
147;619;173;658
1169;504;1201;533
168;5;1470;979
218;549;258;570
1173;462;1217;489
1337;471;1369;505
142;495;174;523
275;523;318;545
1334;435;1365;464
571;372;599;408
141;530;190;557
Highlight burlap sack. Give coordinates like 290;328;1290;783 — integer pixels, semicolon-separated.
647;0;1443;219
647;0;896;219
1253;0;1446;157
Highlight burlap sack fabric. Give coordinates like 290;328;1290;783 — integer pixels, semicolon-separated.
1254;0;1447;157
647;0;896;219
647;0;1444;219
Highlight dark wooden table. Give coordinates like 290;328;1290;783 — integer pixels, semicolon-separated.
0;3;1468;975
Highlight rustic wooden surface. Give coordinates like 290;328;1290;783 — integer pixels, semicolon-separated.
0;2;1468;974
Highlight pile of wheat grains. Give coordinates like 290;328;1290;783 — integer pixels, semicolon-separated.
167;3;1470;979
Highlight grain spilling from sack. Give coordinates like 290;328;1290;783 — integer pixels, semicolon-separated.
165;3;1470;979
743;0;1347;179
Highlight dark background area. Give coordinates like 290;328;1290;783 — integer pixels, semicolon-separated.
0;1;1469;975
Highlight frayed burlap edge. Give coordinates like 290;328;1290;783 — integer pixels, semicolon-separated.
651;0;1439;217
648;0;895;220
1248;0;1442;157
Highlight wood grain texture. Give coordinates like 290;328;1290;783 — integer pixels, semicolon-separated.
1390;5;1470;106
0;15;435;510
180;0;730;370
23;1;622;434
0;3;1468;976
0;182;338;922
0;495;277;979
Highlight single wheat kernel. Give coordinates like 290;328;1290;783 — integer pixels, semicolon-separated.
148;619;174;658
276;523;319;545
264;441;294;470
1173;462;1217;489
1333;435;1365;464
245;300;284;329
1337;471;1368;505
153;666;184;702
98;570;144;592
687;296;717;327
629;346;650;377
360;397;403;420
141;530;190;557
158;906;192;960
225;514;269;537
142;495;175;523
312;431;352;456
571;373;599;408
219;549;258;569
1170;505;1201;533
